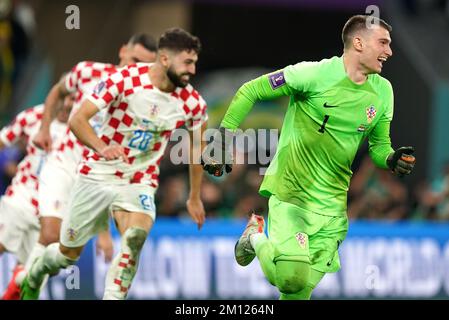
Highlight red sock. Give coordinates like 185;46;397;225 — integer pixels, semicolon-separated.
1;265;25;300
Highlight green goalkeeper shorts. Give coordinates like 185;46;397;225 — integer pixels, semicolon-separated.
267;195;348;273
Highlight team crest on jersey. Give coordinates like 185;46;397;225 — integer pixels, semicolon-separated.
295;232;308;249
366;105;377;123
67;228;78;241
93;81;106;95
148;104;159;119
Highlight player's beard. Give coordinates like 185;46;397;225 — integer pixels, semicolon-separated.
167;66;190;88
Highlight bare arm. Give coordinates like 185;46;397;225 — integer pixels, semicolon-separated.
187;121;207;229
69;99;128;162
34;79;69;151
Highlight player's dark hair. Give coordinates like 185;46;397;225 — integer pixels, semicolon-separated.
158;28;201;54
128;33;157;52
342;15;392;48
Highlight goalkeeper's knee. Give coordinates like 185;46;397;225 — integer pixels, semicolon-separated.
275;260;310;294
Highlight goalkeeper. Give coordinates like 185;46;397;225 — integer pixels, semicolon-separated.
201;15;415;299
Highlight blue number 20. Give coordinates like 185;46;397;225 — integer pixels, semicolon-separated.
129;130;152;151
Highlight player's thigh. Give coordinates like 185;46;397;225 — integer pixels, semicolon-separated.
267;195;323;263
309;215;348;273
60;178;114;249
112;184;156;234
38;161;74;220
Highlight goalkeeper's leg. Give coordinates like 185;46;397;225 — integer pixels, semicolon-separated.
279;268;325;300
250;235;313;296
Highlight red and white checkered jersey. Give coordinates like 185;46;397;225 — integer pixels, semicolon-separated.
0;105;67;216
53;61;118;173
80;63;208;188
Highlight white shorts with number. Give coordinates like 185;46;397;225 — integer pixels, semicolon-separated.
38;156;76;219
60;177;156;248
0;197;40;264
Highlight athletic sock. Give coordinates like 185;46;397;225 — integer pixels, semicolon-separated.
251;233;277;286
28;243;77;289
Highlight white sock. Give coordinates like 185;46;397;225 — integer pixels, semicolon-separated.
103;227;147;300
28;243;77;289
24;242;46;272
250;232;267;250
15;269;27;286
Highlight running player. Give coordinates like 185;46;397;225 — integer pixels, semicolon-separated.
20;34;158;290
202;15;416;299
21;28;207;300
0;95;72;299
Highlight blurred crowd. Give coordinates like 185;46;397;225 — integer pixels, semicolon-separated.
157;144;268;220
0;0;34;120
0;0;33;205
402;0;449;19
155;142;449;222
348;155;449;221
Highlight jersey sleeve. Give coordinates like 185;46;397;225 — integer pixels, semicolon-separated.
0;107;42;146
184;89;208;131
283;61;322;95
86;68;126;110
220;70;294;130
65;61;88;93
368;80;395;169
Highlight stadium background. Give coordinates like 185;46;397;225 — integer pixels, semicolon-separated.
0;0;449;299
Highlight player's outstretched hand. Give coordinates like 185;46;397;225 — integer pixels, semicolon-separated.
201;127;234;177
186;197;206;230
99;145;129;163
33;128;52;152
387;146;416;177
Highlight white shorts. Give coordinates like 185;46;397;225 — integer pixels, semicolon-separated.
60;177;156;248
0;197;40;264
38;157;75;219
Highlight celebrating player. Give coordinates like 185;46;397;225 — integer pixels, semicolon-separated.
0;95;72;299
18;34;157;294
201;15;416;299
21;28;208;300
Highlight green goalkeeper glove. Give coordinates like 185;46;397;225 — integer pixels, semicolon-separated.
387;146;416;177
201;127;234;177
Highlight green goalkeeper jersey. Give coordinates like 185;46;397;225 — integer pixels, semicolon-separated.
221;56;394;217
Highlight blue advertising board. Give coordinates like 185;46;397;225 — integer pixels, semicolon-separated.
1;219;449;299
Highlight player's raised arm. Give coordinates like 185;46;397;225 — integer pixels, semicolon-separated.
33;76;69;152
202;71;295;177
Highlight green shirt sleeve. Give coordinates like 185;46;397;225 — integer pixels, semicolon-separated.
220;70;294;130
368;80;394;169
283;61;321;94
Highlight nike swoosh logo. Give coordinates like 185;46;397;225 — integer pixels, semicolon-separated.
323;102;338;108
